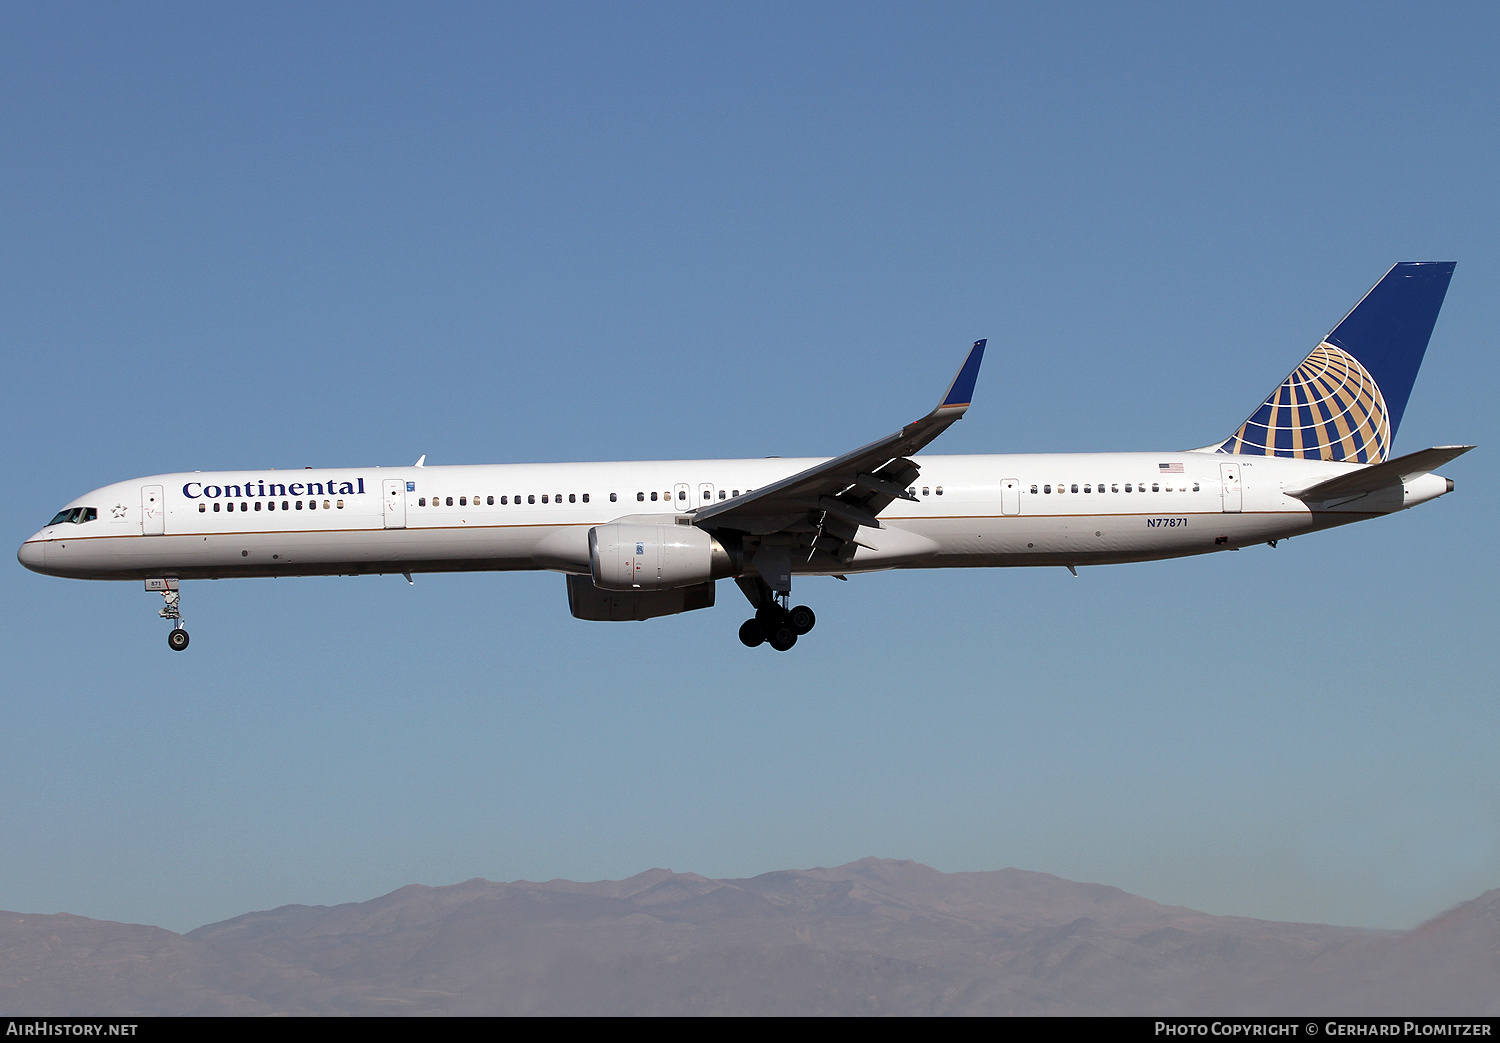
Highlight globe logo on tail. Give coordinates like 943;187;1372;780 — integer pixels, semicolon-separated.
1217;342;1390;463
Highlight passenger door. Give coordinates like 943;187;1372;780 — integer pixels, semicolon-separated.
384;479;408;529
1000;478;1021;516
1220;463;1242;513
141;485;165;536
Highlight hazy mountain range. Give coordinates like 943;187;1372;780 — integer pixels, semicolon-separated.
2;858;1495;1015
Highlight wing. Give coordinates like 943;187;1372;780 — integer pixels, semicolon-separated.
694;340;986;565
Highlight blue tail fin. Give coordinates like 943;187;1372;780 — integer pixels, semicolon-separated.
1214;262;1455;462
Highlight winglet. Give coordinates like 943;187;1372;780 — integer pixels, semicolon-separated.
936;339;987;415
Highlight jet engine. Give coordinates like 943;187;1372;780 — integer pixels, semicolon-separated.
588;520;737;591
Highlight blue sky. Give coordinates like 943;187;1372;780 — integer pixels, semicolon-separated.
2;2;1496;934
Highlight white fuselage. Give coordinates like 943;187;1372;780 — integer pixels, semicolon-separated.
17;450;1451;583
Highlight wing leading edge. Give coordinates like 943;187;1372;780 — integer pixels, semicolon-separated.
693;340;986;564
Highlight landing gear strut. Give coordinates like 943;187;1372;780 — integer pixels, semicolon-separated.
735;576;815;652
150;580;189;651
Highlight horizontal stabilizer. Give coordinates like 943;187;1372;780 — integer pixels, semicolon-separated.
1286;445;1474;501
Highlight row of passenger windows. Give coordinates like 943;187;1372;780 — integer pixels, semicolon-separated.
404;482;1195;508
199;500;343;512
418;493;592;506
1030;482;1200;494
899;483;1199;497
414;488;753;507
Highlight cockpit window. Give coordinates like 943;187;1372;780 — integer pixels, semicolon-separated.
47;507;96;526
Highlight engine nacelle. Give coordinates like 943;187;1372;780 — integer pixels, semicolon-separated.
566;574;716;621
588;520;735;591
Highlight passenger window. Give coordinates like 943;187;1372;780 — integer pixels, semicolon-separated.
255;501;262;511
922;487;929;496
309;500;316;510
337;500;344;509
936;486;944;495
296;500;303;510
1083;485;1091;493
569;494;576;503
323;500;330;510
1030;485;1038;494
418;498;426;506
1124;484;1132;492
733;490;740;497
636;492;644;501
719;490;726;499
501;496;507;505
214;503;221;512
1164;484;1173;492
282;501;289;510
460;497;467;506
556;493;562;502
486;496;493;505
1152;483;1159;492
243;502;249;511
650;492;658;501
541;494;548;503
582;494;589;503
445;497;453;506
610;493;617;502
199;503;206;512
1193;482;1200;491
1044;485;1051;494
528;495;535;504
1111;484;1118;493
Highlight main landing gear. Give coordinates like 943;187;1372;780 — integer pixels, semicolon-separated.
735;576;815;652
149;579;189;651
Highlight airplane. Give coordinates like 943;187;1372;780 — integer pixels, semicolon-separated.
18;262;1471;653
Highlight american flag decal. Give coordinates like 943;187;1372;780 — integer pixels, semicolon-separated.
1158;462;1184;473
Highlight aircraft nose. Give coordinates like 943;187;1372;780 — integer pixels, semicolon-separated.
17;538;46;573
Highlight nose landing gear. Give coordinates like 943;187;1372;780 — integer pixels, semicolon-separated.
149;579;189;651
